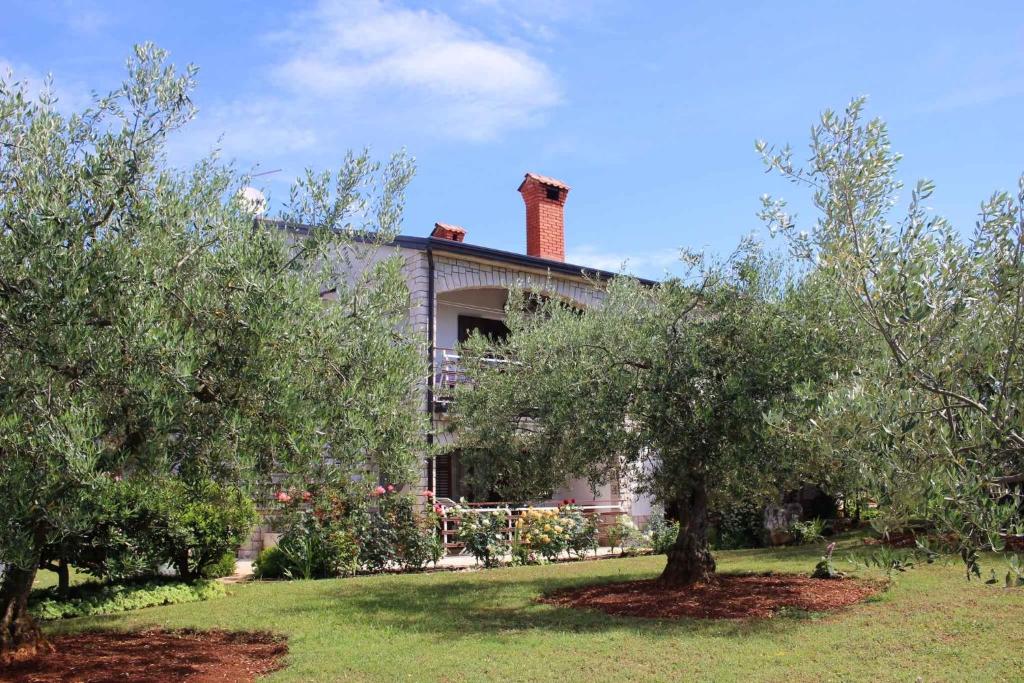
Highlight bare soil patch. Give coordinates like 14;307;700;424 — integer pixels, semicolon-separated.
1;629;286;682
541;573;881;620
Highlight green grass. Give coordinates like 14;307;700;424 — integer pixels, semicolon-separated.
44;536;1024;682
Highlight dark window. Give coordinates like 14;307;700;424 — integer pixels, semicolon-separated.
545;186;561;201
433;453;456;499
457;315;510;344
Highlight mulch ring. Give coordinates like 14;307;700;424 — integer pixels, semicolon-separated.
541;573;881;620
2;629;287;683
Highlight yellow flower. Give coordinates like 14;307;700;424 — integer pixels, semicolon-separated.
540;535;550;543
543;524;551;532
554;525;563;533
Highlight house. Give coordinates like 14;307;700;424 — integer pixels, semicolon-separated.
241;172;656;557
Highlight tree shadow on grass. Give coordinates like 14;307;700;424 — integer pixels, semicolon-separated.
271;565;827;642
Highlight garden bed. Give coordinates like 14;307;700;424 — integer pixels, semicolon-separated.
2;629;286;682
541;573;881;620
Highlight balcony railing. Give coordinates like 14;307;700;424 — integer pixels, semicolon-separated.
432;347;510;409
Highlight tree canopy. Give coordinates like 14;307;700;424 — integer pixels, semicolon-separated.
0;44;424;656
759;98;1024;578
452;245;839;584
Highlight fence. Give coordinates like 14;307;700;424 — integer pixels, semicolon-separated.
434;499;627;553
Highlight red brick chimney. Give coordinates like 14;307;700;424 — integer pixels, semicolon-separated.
518;172;569;261
431;222;466;242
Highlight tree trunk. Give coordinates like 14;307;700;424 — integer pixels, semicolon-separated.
659;479;716;586
56;559;69;596
0;564;51;661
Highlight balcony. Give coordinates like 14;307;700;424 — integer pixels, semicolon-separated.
431;347;510;411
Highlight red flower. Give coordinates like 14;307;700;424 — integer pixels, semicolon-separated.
434;504;446;516
275;491;292;503
302;491;313;502
386;484;395;493
570;498;576;505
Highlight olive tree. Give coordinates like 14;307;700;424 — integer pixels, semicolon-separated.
0;45;424;657
452;244;835;585
758;98;1024;579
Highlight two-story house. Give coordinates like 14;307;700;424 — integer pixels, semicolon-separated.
243;172;655;558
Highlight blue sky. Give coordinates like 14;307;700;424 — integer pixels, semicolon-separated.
2;1;1023;277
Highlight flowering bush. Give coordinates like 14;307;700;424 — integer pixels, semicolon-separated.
454;504;510;567
515;507;568;561
361;489;443;572
562;506;599;559
269;484;368;579
606;514;643;553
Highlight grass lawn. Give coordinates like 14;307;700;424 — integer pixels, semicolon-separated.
42;536;1024;682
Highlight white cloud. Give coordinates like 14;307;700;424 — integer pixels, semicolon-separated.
0;58;90;115
566;244;683;278
268;0;562;141
169;99;320;168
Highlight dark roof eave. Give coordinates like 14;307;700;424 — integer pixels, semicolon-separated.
263;218;657;286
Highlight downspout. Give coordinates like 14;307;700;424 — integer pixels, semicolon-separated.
426;244;436;492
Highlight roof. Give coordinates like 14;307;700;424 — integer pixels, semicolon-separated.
264;218;657;286
517;172;571;192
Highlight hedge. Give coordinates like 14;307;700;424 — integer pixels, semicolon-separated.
29;578;226;620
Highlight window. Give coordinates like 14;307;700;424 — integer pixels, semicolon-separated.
457;315;510;344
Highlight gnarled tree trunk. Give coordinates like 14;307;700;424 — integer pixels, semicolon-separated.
0;563;50;661
660;478;716;586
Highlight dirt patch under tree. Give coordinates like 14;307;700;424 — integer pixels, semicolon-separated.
541;573;881;620
1;629;287;682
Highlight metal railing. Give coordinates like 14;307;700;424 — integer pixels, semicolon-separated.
433;500;627;552
432;347;511;406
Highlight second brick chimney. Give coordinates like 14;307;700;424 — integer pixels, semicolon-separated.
518;172;569;262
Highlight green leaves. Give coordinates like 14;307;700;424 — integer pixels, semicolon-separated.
0;45;424;585
760;97;1024;581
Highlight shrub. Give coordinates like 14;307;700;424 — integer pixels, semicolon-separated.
516;507;569;561
645;514;680;555
455;504;510;567
361;490;442;572
253;546;288;580
710;499;765;550
790;518;826;545
514;504;598;562
606;515;642;552
276;510;360;579
562;506;599;559
29;579;225;620
159;479;258;579
202;551;239;579
42;478;169;584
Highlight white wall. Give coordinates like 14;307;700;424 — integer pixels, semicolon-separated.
434;288;509;350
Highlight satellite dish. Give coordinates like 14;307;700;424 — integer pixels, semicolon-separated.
237;186;267;217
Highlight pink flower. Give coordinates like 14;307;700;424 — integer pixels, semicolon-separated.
386;484;395;493
374;485;387;496
301;491;313;502
434;504;446;516
275;491;292;503
424;489;435;499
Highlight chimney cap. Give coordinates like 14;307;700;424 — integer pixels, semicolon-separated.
431;222;467;242
518;172;571;193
